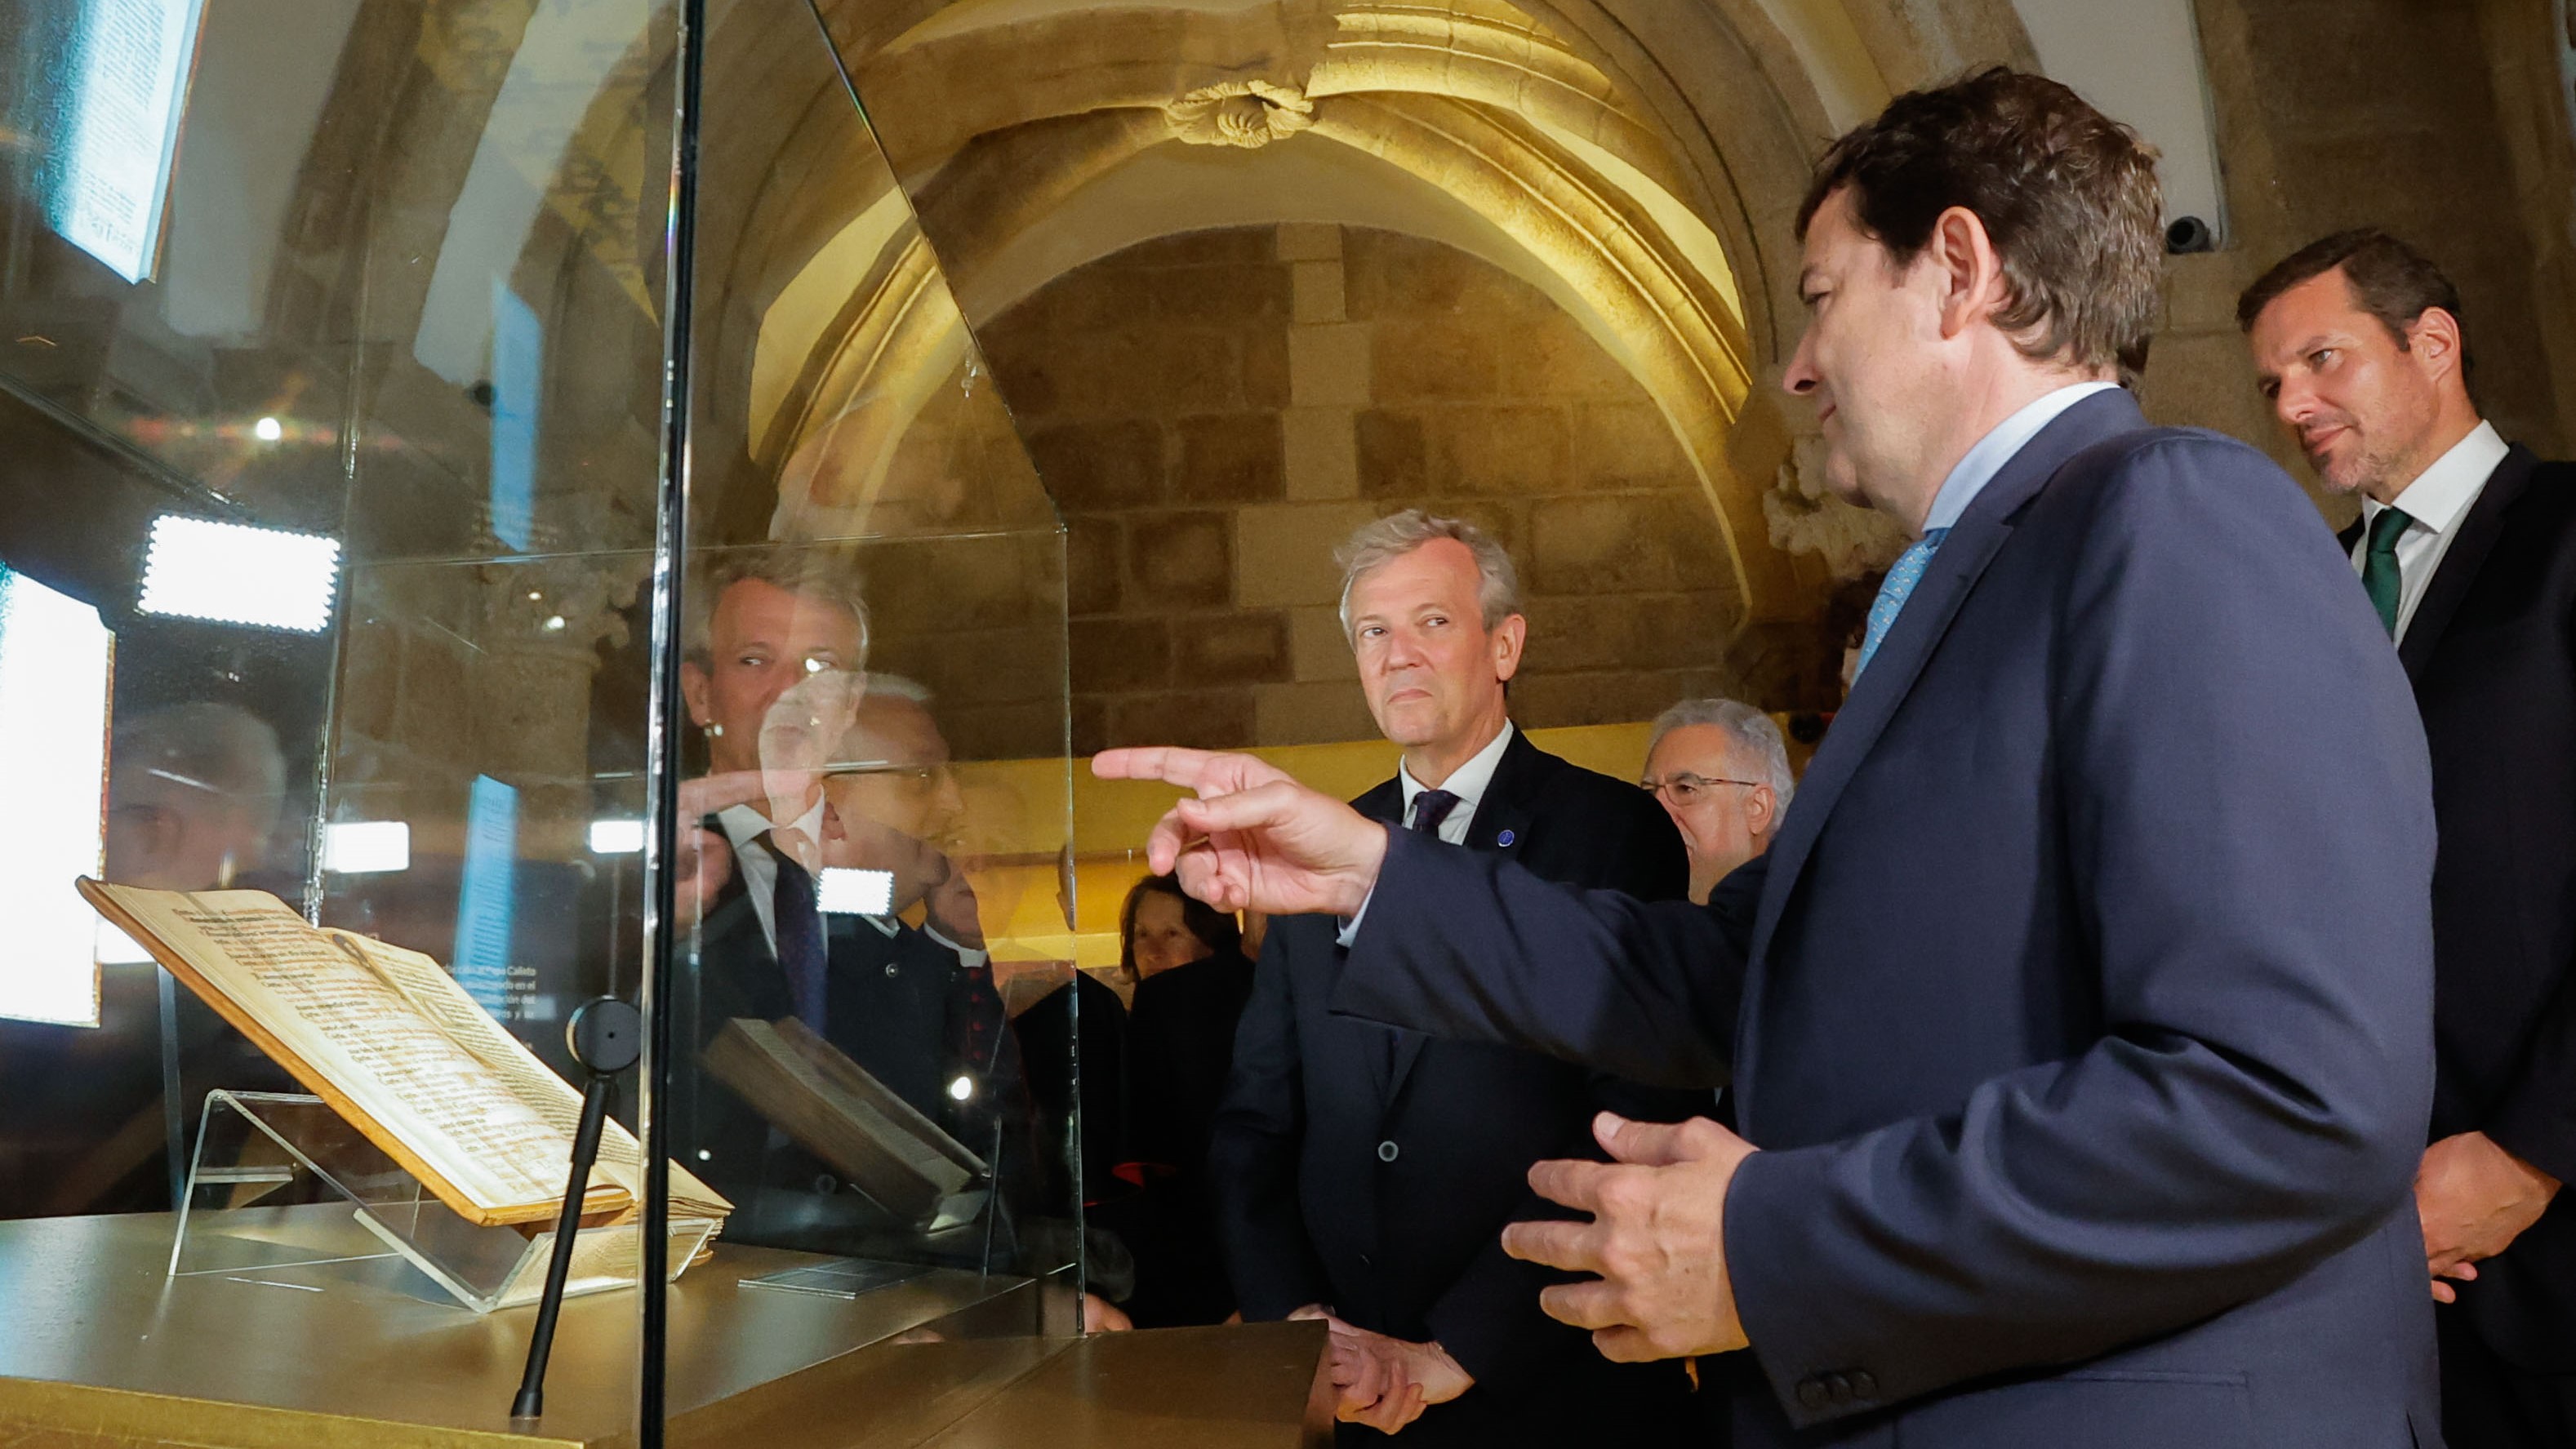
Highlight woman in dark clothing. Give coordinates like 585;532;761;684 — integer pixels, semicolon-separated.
1115;873;1257;1327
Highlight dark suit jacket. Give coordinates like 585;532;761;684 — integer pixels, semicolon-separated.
1120;949;1255;1327
1335;391;2442;1449
1212;729;1709;1445
2341;443;2576;1372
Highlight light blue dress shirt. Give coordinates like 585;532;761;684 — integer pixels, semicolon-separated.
1921;381;2123;535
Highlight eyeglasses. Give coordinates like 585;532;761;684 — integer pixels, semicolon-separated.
1639;772;1764;807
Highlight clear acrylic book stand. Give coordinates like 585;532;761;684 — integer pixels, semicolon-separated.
172;1090;716;1313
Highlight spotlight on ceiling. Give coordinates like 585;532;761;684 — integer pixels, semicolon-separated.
137;515;340;632
252;416;283;442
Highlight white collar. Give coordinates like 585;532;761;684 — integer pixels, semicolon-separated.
714;798;825;851
2363;420;2507;536
1922;381;2124;535
1399;718;1515;819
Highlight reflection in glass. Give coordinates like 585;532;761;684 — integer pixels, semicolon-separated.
0;564;113;1025
42;0;206;282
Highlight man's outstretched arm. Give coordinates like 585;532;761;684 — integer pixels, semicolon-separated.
1089;749;1756;1086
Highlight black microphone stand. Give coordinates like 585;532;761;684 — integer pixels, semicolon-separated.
511;998;641;1423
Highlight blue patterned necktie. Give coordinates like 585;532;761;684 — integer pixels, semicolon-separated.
758;831;828;1033
1855;527;1951;680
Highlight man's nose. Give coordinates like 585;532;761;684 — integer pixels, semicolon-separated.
1783;328;1821;396
2273;376;2321;430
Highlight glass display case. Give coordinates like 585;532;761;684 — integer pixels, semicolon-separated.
0;3;1315;1446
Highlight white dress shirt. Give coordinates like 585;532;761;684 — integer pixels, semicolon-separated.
1922;381;2124;535
1395;719;1515;843
2351;421;2508;643
1340;721;1517;945
714;798;825;953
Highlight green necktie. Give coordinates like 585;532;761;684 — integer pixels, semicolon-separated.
2361;505;2412;638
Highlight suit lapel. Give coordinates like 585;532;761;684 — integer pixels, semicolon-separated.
1750;392;2147;971
1350;779;1408;1101
2396;446;2537;682
1383;731;1543;1100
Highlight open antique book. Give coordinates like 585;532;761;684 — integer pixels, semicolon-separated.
79;879;731;1232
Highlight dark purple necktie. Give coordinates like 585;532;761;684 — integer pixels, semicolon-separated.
759;832;827;1033
1410;788;1461;838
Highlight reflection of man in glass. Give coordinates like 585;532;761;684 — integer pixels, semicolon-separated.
105;703;286;891
671;553;872;1239
816;676;1007;1138
678;553;868;937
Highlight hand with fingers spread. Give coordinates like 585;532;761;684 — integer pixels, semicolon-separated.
1503;1112;1759;1362
1319;1317;1471;1433
1090;748;1389;917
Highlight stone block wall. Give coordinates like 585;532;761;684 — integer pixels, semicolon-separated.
982;224;1744;753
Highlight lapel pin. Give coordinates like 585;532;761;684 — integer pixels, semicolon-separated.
1497;829;1516;847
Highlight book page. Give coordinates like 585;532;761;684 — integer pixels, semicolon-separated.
329;931;727;1216
107;889;574;1215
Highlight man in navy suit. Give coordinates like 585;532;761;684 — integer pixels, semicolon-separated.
1101;68;2440;1447
1213;510;1705;1444
2244;229;2576;1448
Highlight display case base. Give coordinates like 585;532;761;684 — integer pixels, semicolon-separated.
0;1212;1327;1448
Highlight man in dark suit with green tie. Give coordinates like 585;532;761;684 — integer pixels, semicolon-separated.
2244;229;2576;1449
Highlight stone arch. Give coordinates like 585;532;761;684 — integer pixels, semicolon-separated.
755;0;1964;624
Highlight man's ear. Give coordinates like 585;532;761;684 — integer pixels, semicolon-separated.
1490;613;1528;682
679;660;712;727
1929;206;2006;341
2405;307;2467;392
1746;784;1778;837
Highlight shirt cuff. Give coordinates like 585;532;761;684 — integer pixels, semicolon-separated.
1333;889;1374;949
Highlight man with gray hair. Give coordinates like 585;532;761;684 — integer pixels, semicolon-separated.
1639;700;1794;905
1212;509;1704;1445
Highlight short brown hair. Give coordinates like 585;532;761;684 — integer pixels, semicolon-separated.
1797;66;2164;383
2234;229;2469;371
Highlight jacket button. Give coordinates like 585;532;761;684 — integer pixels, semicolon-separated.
1377;1140;1399;1162
812;1174;838;1196
1849;1370;1876;1399
1796;1379;1830;1411
1824;1372;1853;1402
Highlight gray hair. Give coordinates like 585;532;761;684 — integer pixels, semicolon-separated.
1647;698;1795;808
1333;509;1523;637
684;548;870;666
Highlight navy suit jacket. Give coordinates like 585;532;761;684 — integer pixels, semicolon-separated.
1212;729;1708;1444
2343;446;2576;1372
1334;391;2443;1448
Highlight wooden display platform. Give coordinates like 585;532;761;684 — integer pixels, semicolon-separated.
0;1212;1328;1448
